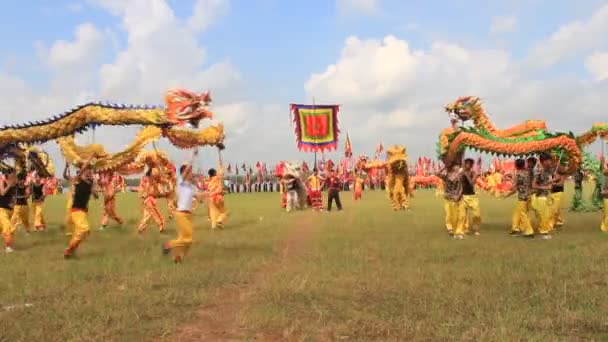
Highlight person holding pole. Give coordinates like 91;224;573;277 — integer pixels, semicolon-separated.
208;146;227;229
162;149;202;263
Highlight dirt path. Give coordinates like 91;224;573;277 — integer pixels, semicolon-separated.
171;214;319;341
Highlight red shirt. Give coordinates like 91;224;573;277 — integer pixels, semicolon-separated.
327;176;341;191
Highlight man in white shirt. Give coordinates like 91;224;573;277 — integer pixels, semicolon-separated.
162;149;200;263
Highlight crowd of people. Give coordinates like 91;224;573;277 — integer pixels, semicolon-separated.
1;148;606;263
0;147;228;263
439;153;588;240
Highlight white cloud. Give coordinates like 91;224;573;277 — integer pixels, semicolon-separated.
96;0;240;104
528;4;608;67
489;15;518;34
305;34;608;159
188;0;230;33
336;0;379;15
586;52;608;81
45;23;104;71
0;0;250;171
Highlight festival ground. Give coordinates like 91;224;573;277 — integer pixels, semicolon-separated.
2;185;608;341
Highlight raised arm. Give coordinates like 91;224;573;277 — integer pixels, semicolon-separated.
217;149;224;178
182;148;198;177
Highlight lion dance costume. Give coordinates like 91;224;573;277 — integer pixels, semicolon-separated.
359;146;410;210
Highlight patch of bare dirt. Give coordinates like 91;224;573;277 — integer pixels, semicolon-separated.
171;215;319;341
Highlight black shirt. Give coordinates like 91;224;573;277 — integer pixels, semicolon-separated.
15;184;28;205
72;180;93;211
32;183;44;202
0;184;15;210
551;184;564;193
461;173;475;195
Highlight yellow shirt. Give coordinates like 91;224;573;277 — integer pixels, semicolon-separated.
307;175;321;190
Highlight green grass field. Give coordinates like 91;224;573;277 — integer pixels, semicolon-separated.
2;186;608;341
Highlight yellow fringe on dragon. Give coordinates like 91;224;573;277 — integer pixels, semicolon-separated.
358;145;410;210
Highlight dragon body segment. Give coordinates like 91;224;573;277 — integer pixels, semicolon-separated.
0;89;224;159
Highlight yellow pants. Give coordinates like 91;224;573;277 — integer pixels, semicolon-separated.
462;195;481;233
445;200;465;235
65;197;73;235
11;204;30;232
444;200;452;232
549;192;565;228
0;208;15;247
67;210;90;252
32;201;45;230
167;211;193;259
534;196;552;234
511;200;533;235
601;199;608;232
209;199;227;229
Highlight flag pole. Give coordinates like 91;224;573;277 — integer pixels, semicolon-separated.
313;96;317;170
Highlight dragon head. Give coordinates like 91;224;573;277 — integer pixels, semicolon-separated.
165;89;213;128
445;96;482;123
386;145;408;173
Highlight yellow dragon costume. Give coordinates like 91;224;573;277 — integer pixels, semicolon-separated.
0;89;224;160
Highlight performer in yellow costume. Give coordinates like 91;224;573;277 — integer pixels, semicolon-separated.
137;168;166;233
99;172;123;230
353;172;364;201
440;164;465;239
532;153;554;239
504;159;534;237
64;162;97;258
0;169;17;253
63;162;76;236
549;163;566;229
11;171;31;233
461;158;481;235
163;149;201;263
30;172;47;231
600;167;608;232
207;148;227;229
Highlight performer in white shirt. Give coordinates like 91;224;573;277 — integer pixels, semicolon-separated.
162;149;201;263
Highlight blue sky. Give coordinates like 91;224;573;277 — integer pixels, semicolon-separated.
0;0;601;96
1;0;608;167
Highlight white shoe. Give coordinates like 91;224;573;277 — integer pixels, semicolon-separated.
453;234;465;240
474;232;480;236
541;234;552;240
98;226;105;231
5;247;14;253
